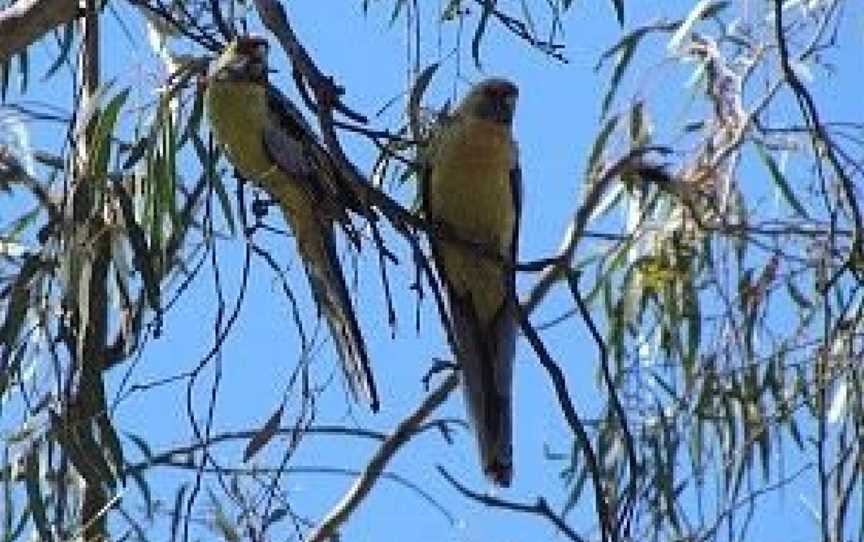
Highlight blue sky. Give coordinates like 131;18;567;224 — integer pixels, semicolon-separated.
3;0;863;540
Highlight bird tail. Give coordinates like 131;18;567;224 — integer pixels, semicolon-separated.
450;295;516;486
289;209;380;412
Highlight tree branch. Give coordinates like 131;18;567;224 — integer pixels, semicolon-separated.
438;466;587;542
0;0;78;62
307;373;459;542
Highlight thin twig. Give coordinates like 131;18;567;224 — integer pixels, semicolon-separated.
437;466;587;542
567;270;638;540
306;372;459;542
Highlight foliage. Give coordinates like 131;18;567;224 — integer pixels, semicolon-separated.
0;0;862;541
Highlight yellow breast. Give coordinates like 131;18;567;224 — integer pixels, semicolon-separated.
428;116;517;322
204;81;274;180
205;80;317;234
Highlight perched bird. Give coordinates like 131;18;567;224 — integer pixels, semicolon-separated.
424;78;521;486
203;37;379;411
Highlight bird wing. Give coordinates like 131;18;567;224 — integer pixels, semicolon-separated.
260;87;380;412
264;84;364;219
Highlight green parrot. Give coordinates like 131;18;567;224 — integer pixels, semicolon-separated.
203;37;379;411
424;78;521;486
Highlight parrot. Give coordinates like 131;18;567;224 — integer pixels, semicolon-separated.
423;78;521;486
203;37;379;411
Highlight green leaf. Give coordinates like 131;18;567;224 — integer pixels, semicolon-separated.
0;254;41;398
114;182;160;312
683;275;701;387
586;114;619;179
148;152;165;250
178;85;204;150
408;62;439;141
128;467;154;519
209;490;240;541
75;81;115;144
599;37;638;117
610;0;624;25
757;409;770;481
518;0;537;39
125;432;154;462
786;279;813;309
1;58;10;102
2;206;40;240
17;49;28;94
388;0;406;26
243;404;284;462
162;101;178;224
92;88;131;180
25;445;51;542
441;0;462;20
7;506;31;541
264;508;289;528
628;101;648;146
121;134;152;170
195;134;235;235
472;0;495;68
755;142;809;219
170;483;188;542
701;1;731;19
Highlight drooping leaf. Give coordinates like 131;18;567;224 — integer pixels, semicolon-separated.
586;114;619;180
471;0;495;68
17;49;28;94
25;444;51;542
170;483;188;542
408;62;439;141
600;37;638;117
755;143;810;219
0;254;41;399
389;0;407;26
1;57;10;101
264;507;289;528
178;86;205;150
609;0;624;25
208;490;240;541
74;81;115;144
91;88;131;181
194;133;235;235
161;99;179;224
128;467;154;519
786;278;813;310
243;404;284;462
125;432;154;463
114;182;160;312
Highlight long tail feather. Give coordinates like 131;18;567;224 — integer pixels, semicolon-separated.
286;205;379;412
450;293;515;486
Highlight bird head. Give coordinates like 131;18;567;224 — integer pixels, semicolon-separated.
206;36;270;84
458;78;519;125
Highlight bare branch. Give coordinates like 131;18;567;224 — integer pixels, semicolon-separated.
307;373;459;542
0;0;79;62
438;466;587;542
